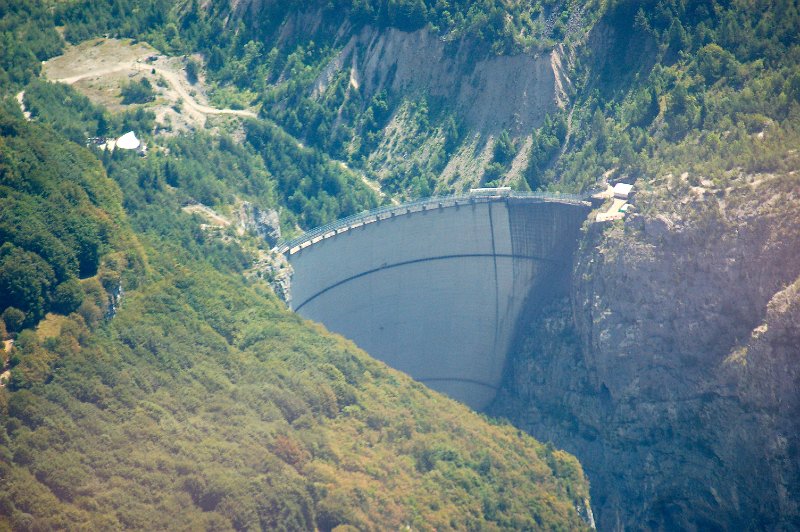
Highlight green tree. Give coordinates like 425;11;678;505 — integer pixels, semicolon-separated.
52;278;84;315
186;58;199;84
493;130;516;164
784;71;800;103
1;307;25;334
121;77;155;104
626;87;660;128
0;244;54;322
695;43;737;83
443;116;462;154
664;83;700;140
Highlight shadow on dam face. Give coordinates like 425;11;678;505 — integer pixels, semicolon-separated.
283;195;591;410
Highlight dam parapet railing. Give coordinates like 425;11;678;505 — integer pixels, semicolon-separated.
275;190;590;255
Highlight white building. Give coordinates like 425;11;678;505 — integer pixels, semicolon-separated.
613;182;634;199
115;131;140;150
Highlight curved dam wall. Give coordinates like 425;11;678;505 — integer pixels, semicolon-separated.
283;194;590;410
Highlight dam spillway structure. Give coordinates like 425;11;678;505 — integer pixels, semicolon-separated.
277;190;591;410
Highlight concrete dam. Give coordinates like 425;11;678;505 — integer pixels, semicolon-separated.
278;191;591;410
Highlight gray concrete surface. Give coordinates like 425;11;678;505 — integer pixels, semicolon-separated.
285;195;590;410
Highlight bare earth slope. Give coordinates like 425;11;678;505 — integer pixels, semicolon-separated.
42;38;255;131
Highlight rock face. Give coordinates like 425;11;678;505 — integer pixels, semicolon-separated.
491;174;800;530
237;201;282;246
250;251;293;305
315;26;569;135
308;22;572;191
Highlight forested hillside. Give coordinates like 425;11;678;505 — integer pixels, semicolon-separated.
49;0;800;198
0;108;591;530
0;105;143;344
2;0;800;529
0;1;593;529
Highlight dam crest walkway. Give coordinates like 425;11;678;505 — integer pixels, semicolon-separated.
275;191;588;255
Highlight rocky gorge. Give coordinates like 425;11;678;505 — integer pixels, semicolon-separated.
236;6;800;528
492;170;800;530
8;0;798;528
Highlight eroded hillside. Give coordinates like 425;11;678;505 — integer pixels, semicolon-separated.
306;24;572;193
148;0;596;197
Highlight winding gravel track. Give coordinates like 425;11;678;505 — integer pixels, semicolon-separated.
55;62;257;118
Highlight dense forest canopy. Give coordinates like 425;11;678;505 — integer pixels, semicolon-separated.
10;0;790;200
0;106;141;332
1;0;799;528
553;0;800;192
52;0;796;195
0;1;597;529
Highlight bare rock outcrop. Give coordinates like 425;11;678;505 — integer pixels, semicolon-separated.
237;201;282;246
492;174;800;530
315;26;569;135
248;251;293;305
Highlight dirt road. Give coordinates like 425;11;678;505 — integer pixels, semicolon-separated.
182;204;231;227
137;65;256;118
46;38;389;200
55;62;256;119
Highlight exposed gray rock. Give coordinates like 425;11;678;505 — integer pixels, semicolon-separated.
269;257;293;305
238;201;282;246
314;26;569;135
248;251;293;305
106;284;124;320
643;214;673;240
492;175;800;531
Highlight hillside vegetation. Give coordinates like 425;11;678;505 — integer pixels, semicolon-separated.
0;3;592;529
0;112;591;530
49;0;800;199
3;0;799;528
1;246;591;529
0;104;143;340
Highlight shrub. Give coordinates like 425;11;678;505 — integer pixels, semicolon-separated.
120;78;155;105
493;130;516;164
484;162;506;182
186;59;199;84
52;279;84;315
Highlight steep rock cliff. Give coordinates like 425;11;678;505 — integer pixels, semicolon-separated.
492;171;800;530
315;26;569;134
310;25;570;192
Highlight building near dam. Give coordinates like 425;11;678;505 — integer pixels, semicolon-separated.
278;191;591;410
